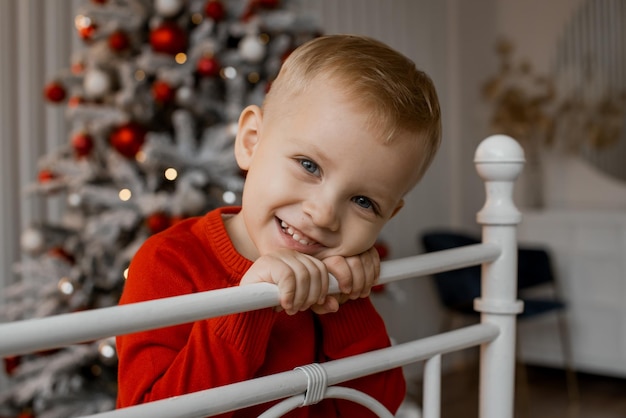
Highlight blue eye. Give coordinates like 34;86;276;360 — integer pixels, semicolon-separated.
300;159;320;175
352;196;373;210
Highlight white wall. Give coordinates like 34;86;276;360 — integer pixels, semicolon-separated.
0;0;76;391
0;0;75;297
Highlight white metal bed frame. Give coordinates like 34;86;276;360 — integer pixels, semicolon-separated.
0;135;525;418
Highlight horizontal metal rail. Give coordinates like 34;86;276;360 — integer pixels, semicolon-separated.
0;243;500;357
85;323;499;418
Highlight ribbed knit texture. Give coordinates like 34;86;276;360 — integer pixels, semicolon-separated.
116;207;405;417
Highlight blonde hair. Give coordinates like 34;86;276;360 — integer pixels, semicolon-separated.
264;34;442;182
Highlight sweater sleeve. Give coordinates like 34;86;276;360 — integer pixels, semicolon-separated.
314;297;407;416
115;232;277;414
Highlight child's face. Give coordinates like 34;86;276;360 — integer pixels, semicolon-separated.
231;78;422;261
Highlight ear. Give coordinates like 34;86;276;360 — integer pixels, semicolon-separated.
234;105;263;171
389;199;405;220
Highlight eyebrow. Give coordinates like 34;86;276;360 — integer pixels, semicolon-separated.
292;137;333;166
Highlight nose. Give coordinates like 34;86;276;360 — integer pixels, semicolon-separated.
302;196;340;232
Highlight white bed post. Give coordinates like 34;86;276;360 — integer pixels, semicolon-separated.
473;135;525;418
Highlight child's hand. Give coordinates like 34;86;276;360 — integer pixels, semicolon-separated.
240;249;330;315
311;246;381;315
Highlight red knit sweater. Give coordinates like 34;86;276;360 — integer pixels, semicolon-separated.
116;206;406;417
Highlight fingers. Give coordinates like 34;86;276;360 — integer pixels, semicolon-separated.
323;246;380;301
240;246;381;316
310;295;340;315
280;253;328;313
240;250;330;315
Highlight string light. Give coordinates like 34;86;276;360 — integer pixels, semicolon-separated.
98;340;116;360
191;13;203;24
164;167;178;180
74;15;92;30
175;53;187;64
119;188;132;201
248;72;260;84
58;277;75;296
223;190;237;204
221;66;237;79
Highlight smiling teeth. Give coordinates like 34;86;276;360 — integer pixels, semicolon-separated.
281;221;314;245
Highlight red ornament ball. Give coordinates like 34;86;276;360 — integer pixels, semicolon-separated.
257;0;279;7
48;247;76;264
71;61;85;74
108;30;130;52
38;169;56;183
77;23;97;41
196;55;221;77
373;241;389;260
170;215;188;225
204;0;225;21
146;212;172;234
150;21;188;55
71;132;94;157
68;95;84;108
43;81;66;103
4;355;20;375
151;80;176;103
109;122;147;159
242;0;279;20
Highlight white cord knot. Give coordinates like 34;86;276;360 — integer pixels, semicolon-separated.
294;363;328;406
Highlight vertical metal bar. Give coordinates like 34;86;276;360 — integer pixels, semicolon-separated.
422;354;442;418
43;0;73;223
473;135;525;418
0;0;19;394
17;0;46;232
0;0;19;291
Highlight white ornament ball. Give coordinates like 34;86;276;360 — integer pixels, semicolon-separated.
67;192;83;208
175;86;194;106
84;68;111;99
155;0;184;17
98;337;118;365
239;35;266;63
21;226;45;254
58;276;75;297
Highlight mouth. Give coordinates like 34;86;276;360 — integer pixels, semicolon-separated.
279;219;317;246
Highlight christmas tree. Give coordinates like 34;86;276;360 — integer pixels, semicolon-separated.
0;0;319;416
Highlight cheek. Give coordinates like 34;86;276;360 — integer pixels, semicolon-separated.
342;221;384;254
242;165;293;209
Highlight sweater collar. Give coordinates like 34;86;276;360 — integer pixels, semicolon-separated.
204;206;253;284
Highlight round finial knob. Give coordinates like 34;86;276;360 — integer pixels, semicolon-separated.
474;135;525;225
474;135;525;182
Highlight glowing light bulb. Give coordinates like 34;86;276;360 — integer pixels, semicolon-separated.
58;277;75;296
221;66;237;79
119;188;132;201
165;167;178;180
136;150;146;163
223;190;237;204
75;15;92;30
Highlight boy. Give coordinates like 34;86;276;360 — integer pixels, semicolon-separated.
116;34;441;417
